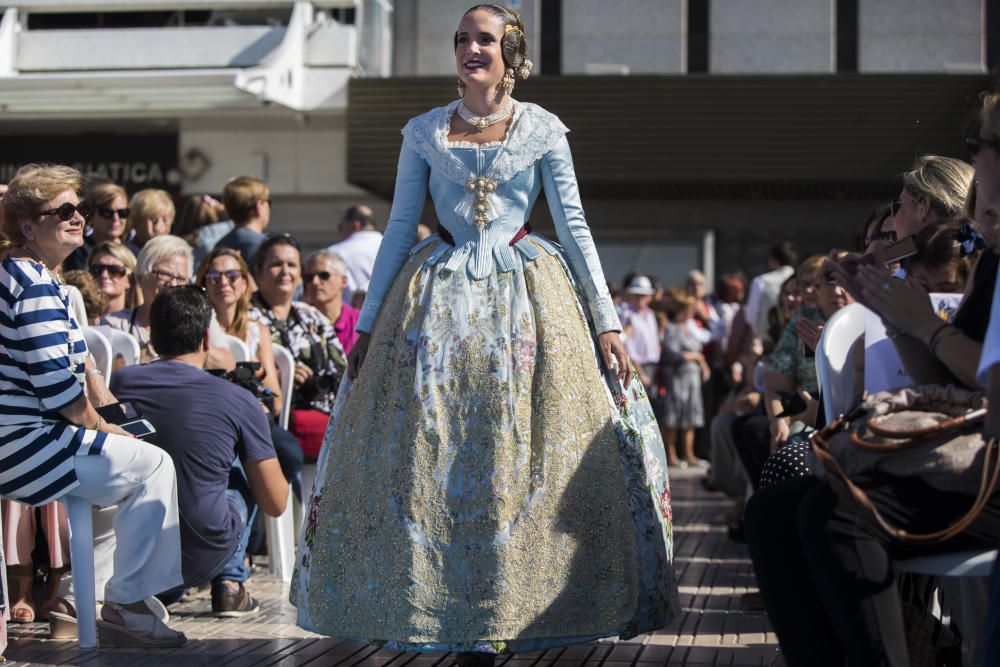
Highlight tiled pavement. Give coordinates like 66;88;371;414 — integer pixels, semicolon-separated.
3;468;782;666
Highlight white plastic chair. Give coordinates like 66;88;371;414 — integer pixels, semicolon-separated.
80;327;112;386
266;343;297;581
94;326;141;368
815;302;865;424
225;334;250;364
64;496;98;647
817;305;996;665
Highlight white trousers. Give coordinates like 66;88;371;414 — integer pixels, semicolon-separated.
59;434;183;605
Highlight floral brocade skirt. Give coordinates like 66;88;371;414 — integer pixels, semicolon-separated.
291;237;678;654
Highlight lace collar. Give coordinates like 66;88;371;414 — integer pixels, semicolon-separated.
401;99;570;185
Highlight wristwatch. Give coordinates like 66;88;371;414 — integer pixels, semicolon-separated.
85;368;104;378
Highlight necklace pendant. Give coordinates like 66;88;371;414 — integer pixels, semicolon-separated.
473;117;489;132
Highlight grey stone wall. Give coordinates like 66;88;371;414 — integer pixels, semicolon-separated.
561;0;684;74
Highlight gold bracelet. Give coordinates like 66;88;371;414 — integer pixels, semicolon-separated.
92;414;103;431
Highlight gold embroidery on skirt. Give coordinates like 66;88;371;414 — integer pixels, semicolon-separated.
307;242;637;642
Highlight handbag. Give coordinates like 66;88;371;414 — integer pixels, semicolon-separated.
808;384;1000;543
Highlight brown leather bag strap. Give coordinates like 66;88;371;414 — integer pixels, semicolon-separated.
811;427;1000;544
863;408;987;441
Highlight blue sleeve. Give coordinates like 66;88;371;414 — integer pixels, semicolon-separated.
356;138;430;334
13;282;85;412
540;136;622;334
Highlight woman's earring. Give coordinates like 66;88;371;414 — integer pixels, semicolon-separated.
501;68;516;93
457;78;466;98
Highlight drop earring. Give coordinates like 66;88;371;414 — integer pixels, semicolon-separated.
501;68;516;93
457;78;466;98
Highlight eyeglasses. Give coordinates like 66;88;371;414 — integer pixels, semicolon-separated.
89;263;128;279
38;202;91;221
97;206;130;219
150;269;189;286
966;136;1000;159
821;271;838;286
204;270;243;285
303;271;332;283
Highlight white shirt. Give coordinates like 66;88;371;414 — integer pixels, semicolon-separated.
327;230;384;300
744;265;795;343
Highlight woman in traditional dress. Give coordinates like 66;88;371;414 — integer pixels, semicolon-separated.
293;5;678;662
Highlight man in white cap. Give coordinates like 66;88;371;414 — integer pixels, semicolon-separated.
620;275;660;388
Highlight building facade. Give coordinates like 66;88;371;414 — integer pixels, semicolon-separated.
0;0;995;282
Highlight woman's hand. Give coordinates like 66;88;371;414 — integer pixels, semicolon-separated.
598;331;632;388
100;421;133;438
348;332;371;380
857;265;939;337
769;417;791;453
293;362;313;388
795;318;824;353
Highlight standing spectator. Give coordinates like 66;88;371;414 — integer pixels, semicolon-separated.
111;286;288;617
173;194;233;268
744;241;798;345
661;289;710;467
302;250;360;354
217;177;271;267
86;241;139;318
326;204;382;301
620;275;661;388
127;189;175;249
0;163;185;647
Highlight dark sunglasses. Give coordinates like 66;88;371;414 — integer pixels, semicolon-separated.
97;206;130;219
821;270;838;285
204;269;243;285
303;271;333;282
88;263;128;279
966;136;1000;158
39;201;91;221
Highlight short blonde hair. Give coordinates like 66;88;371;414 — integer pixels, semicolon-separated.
136;234;193;278
128;189;175;229
901;155;973;218
222;176;268;225
2;164;82;243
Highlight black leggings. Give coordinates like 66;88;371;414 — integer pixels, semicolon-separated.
745;475;1000;667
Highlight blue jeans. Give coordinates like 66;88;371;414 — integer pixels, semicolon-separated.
208;489;257;584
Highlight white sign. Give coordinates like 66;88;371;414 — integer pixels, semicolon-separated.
864;293;963;394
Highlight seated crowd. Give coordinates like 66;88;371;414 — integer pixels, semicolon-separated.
3;90;1000;663
608;95;1000;665
0;168;378;646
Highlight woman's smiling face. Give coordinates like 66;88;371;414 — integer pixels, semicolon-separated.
455;9;506;93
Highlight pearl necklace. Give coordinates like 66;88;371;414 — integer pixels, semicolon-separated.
457;99;515;132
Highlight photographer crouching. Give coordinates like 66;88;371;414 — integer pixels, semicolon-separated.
110;286;288;616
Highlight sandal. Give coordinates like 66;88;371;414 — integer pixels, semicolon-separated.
48;598;78;639
11;600;35;624
97;601;186;648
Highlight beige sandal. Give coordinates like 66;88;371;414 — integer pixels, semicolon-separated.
47;599;78;639
96;602;186;648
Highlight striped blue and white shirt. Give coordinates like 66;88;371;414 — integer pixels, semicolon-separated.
0;256;106;506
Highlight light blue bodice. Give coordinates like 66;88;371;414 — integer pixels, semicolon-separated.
357;100;622;335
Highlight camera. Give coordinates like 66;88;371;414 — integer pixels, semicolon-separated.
297;340;339;403
208;361;277;415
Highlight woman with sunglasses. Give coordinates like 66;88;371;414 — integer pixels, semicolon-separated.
292;6;676;662
0;164;187;647
62;180;140;272
196;247;282;402
87;241;140;319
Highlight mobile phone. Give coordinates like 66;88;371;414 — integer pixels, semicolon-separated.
120;418;157;438
882;236;919;265
96;401;140;423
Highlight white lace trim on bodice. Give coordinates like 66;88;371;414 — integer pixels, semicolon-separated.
401;100;570;186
